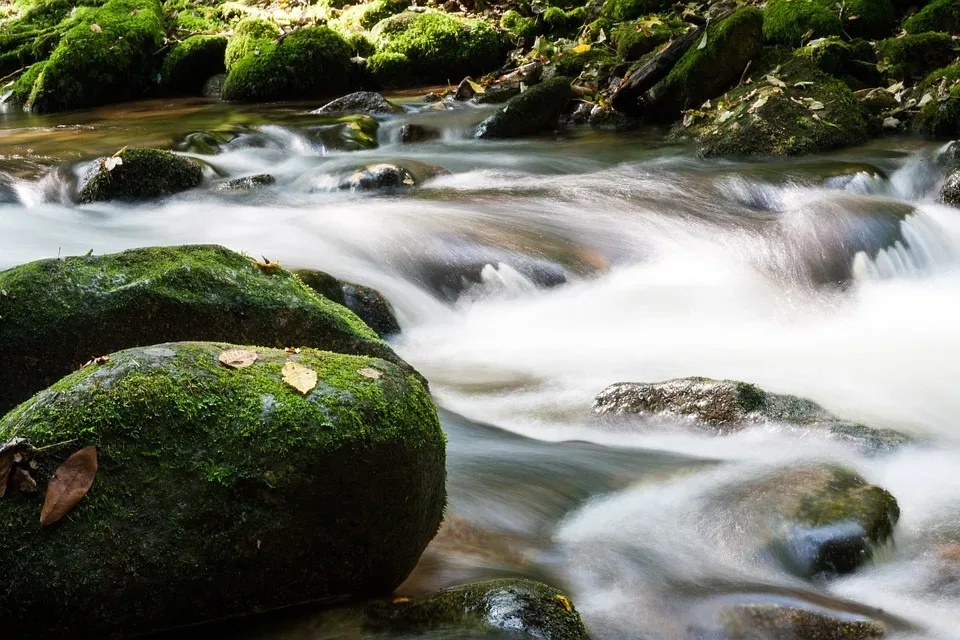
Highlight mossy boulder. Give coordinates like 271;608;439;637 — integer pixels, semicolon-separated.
0;1;66;78
763;0;843;47
0;341;445;637
542;6;587;37
599;0;671;23
904;0;960;35
0;244;408;414
222;25;353;102
160;35;228;95
594;376;908;451
879;32;956;81
500;9;539;40
373;11;502;84
78;147;203;203
366;50;413;88
338;0;410;31
296;269;401;338
913;63;960;138
164;0;227;34
613;15;688;61
676;52;868;157
475;76;574;138
224;18;280;71
335;160;450;192
645;7;763;121
554;46;619;78
20;0;165;113
795;36;884;89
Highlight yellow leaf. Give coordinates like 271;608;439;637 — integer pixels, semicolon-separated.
218;349;258;369
640;16;663;28
282;360;317;395
357;367;382;379
572;43;591;54
556;594;573;612
467;79;485;94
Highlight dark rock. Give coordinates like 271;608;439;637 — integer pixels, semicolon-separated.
399;123;441;143
474;82;523;104
78;148;202;203
302;114;380;151
475;77;574;139
174;130;241;155
217;174;276;191
0;244;408;414
0;171;18;204
338;160;449;191
855;87;897;114
0;341;444;638
878;32;956;81
588;105;640;132
202;73;226;98
455;77;477;101
296;269;401;337
311;91;404;115
940;170;960;206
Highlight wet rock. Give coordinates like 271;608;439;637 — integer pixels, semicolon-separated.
455;77;478;101
78;147;202;203
217;173;276;191
302;114;380;151
338;160;449;191
0;171;18;204
174;130;241;155
795;37;884;89
588;105;640;132
0;341;444;638
311;91;403;115
855;88;897;114
399;123;441;143
940;170;960;206
0;244;408;413
613;15;690;62
593;377;908;451
160;35;228;96
688;602;886;639
475;77;574;139
474;82;523;104
202;73;226;98
295;269;401;338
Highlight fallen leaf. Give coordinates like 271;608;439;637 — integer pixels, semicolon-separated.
793;81;814;88
885;81;904;94
882;116;901;129
90;23;102;32
748;95;768;113
103;156;123;172
252;256;280;271
282;360;317;395
556;594;573;612
0;442;16;498
218;349;258;369
640;16;664;29
392;597;410;604
765;75;786;89
40;446;98;527
466;78;485;94
357;367;382;379
130;8;140;14
284;346;301;354
808;100;824;110
717;110;735;123
81;355;110;368
919;92;933;108
571;43;591;54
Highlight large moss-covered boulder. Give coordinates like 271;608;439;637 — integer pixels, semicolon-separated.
372;11;502;84
0;244;407;413
879;32;956;81
222;25;353;102
475;76;574;138
594;376;908;451
838;0;896;39
0;0;67;79
224;17;279;71
21;0;165;113
295;269;401;338
763;0;843;47
644;7;763;121
795;37;884;89
160;34;228;95
904;0;960;35
337;0;410;31
78;147;202;202
0;341;445;637
676;52;868;157
913;63;960;138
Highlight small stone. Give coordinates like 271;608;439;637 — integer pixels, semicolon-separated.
311;91;404;115
882;116;901;129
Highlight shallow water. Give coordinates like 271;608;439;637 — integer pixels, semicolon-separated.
3;95;960;639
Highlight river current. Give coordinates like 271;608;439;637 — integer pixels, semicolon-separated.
2;96;960;639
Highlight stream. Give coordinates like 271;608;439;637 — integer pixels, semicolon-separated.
2;95;960;639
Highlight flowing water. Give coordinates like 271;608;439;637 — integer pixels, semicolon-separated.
3;95;960;639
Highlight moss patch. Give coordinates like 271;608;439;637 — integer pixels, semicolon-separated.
904;0;960;35
224;17;279;71
338;0;410;31
763;0;843;47
0;341;445;637
599;0;670;23
879;32;956;81
612;15;688;61
913;63;960;138
78;147;202;202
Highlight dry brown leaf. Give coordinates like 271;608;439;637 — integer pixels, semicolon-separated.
218;349;258;369
357;367;382;379
90;23;102;32
252;256;280;272
282;360;317;395
40;446;98;527
284;346;301;354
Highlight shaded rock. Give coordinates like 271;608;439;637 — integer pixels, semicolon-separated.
0;171;18;204
202;73;226;98
613;15;690;62
399;123;441;143
878;33;956;82
588;105;640;132
338;160;450;191
474;82;523;104
160;34;227;96
455;76;478;101
311;91;403;115
296;269;401;337
688;602;886;639
593;377;908;451
0;244;408;413
912;63;960;139
78;148;202;203
795;37;884;89
174;129;243;155
855;87;897;114
217;173;276;191
0;341;444;638
475;77;574;139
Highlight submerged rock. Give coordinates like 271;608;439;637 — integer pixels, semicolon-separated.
689;602;886;639
217;173;276;191
78;148;202;203
0;244;407;413
311;91;403;115
296;269;401;337
338;160;450;191
400;123;442;143
593;377;909;451
302;114;380;151
475;77;574;139
0;341;445;638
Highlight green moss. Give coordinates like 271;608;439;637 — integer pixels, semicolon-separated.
555;46;618;77
18;0;164;113
345;31;375;58
794;36;852;75
599;0;670;23
0;341;445;637
476;76;573;138
542;6;585;36
763;0;843;47
78;147;202;202
339;0;410;31
222;25;352;102
904;0;960;35
612;15;687;61
500;9;538;39
5;60;47;105
163;0;226;33
377;11;502;84
0;244;413;413
366;50;412;87
879;32;956;80
160;34;227;94
840;0;895;39
224;17;279;71
648;7;764;120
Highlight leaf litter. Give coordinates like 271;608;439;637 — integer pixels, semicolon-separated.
40;446;98;527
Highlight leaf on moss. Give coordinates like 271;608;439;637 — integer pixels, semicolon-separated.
90;23;102;32
556;594;573;612
571;43;591;54
467;78;485;94
284;346;302;354
218;349;258;369
765;75;786;89
282;360;317;395
252;256;281;271
357;367;382;379
40;446;98;527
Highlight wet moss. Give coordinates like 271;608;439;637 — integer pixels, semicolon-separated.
160;34;227;94
0;244;412;413
163;0;226;33
78;147;202;202
554;46;618;77
22;0;165;113
840;0;895;39
475;76;574;139
542;6;586;37
904;0;960;35
763;0;843;47
366;51;413;88
224;17;279;71
0;341;445;637
879;32;956;81
6;60;47;105
222;25;353;102
345;31;376;58
612;15;687;61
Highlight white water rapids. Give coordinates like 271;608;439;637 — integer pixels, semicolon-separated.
2;99;960;638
